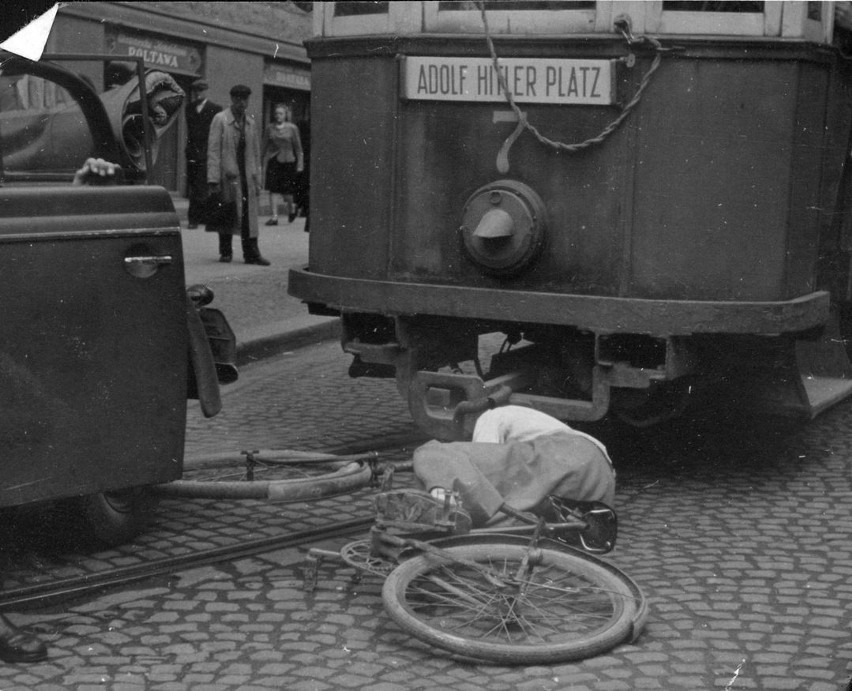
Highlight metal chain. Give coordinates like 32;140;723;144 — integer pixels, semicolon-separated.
478;2;664;154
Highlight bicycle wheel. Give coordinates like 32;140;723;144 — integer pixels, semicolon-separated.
154;450;373;502
382;541;643;665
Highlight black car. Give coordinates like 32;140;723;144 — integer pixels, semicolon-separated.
0;52;236;545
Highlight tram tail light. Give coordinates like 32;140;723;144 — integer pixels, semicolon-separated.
473;208;514;239
459;179;546;277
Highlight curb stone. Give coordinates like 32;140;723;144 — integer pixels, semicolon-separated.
236;319;340;365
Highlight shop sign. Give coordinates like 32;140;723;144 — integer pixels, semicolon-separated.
106;31;202;76
264;62;311;91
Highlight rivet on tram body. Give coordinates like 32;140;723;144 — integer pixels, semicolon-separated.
489;191;502;205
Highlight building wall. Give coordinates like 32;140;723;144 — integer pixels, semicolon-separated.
206;47;265;117
45;15;106;91
133;2;312;47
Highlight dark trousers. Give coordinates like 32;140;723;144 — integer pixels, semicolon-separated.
186;159;207;225
218;191;260;260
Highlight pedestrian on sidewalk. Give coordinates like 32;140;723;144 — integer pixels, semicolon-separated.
185;79;221;229
262;103;303;225
206;84;270;265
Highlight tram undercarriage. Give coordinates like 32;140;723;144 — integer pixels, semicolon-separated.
331;304;852;441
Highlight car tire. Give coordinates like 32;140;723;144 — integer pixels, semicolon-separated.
79;487;158;547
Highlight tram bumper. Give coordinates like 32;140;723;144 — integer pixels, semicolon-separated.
289;268;831;336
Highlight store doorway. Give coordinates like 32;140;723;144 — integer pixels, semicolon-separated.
262;86;309;128
262;86;311;221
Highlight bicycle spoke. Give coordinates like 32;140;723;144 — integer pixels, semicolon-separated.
401;556;623;645
383;542;643;664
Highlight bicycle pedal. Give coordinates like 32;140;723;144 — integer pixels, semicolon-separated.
303;554;321;592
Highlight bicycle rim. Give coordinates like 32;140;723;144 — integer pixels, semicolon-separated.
382;542;641;665
155;460;371;501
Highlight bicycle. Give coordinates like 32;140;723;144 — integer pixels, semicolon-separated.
154;448;647;663
303;488;647;665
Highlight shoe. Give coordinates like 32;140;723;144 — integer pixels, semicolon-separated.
219;255;232;263
245;256;270;266
288;210;297;223
0;616;48;663
265;218;278;226
187;223;198;230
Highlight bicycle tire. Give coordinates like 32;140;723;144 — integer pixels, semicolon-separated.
154;459;372;501
382;541;642;665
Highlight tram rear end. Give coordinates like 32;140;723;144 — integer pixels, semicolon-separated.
289;1;852;440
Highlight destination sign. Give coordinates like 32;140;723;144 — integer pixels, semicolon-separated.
402;56;615;105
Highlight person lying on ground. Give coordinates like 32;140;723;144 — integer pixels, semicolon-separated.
412;405;616;528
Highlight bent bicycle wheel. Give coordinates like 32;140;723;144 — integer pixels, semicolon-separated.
154;450;374;502
382;541;643;665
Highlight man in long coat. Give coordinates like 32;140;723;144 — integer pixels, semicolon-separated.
185;79;221;228
206;84;268;265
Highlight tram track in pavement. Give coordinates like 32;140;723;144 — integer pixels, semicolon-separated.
0;431;427;612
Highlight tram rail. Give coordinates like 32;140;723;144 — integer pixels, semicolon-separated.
0;517;373;611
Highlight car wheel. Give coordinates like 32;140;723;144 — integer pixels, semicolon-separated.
79;487;158;547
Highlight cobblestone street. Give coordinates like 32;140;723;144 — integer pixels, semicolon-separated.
4;1;852;688
1;340;850;689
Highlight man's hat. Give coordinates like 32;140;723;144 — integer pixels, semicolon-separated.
190;79;208;91
229;84;251;98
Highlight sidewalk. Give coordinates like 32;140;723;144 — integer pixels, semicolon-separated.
173;195;339;365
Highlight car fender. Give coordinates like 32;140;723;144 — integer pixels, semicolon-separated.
186;295;222;418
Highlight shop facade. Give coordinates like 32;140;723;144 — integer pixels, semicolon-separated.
48;1;312;193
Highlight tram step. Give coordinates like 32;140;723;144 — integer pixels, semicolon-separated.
794;314;852;417
799;375;852;417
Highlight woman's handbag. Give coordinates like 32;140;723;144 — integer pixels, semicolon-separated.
201;191;236;228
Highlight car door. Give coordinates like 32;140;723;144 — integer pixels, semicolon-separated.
0;55;186;508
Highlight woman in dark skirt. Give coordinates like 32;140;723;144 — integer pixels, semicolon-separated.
262;104;304;225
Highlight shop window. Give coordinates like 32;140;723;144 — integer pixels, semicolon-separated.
807;2;822;21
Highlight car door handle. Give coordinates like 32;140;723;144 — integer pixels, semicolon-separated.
124;255;173;278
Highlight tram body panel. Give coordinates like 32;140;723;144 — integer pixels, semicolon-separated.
394;99;628;295
309;43;837;303
632;55;828;302
309;57;396;281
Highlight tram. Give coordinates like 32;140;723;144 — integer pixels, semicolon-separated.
289;1;852;440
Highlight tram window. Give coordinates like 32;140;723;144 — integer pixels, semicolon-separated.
334;1;389;16
438;1;594;9
807;2;822;21
662;1;764;11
